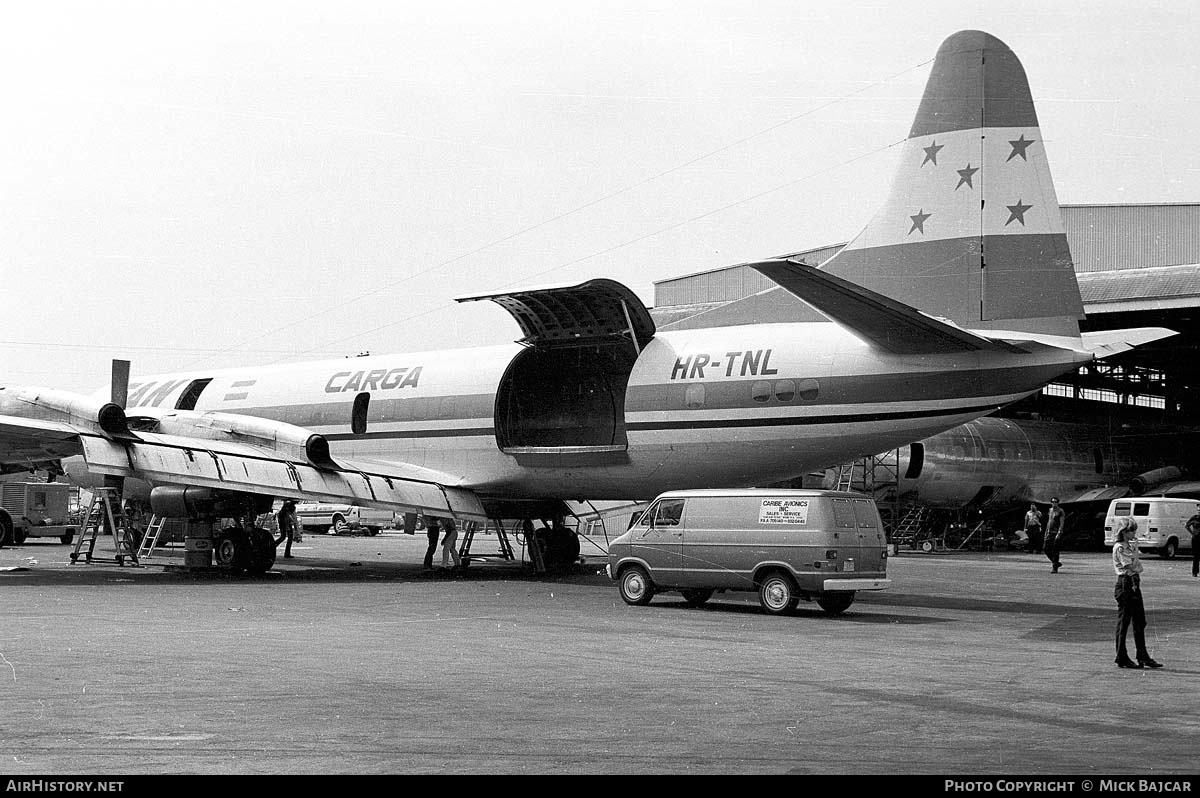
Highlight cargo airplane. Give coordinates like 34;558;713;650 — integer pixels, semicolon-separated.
0;31;1172;572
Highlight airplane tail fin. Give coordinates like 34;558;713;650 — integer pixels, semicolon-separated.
819;29;1084;339
665;30;1085;341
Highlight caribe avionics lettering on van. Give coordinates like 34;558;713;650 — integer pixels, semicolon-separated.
606;489;891;616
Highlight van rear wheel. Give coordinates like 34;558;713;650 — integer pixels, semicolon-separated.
817;592;855;615
1159;539;1177;559
758;572;799;616
618;566;654;606
681;589;713;607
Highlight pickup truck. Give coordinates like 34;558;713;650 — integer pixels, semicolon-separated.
294;502;394;536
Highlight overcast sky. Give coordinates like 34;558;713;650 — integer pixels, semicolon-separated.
3;0;1198;392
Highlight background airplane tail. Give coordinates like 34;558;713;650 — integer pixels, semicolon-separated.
820;29;1084;339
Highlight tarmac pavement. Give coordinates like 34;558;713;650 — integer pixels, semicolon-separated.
0;530;1197;776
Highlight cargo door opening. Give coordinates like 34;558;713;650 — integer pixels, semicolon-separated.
495;342;635;452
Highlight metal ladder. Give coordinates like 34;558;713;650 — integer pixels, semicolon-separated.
136;515;172;559
834;461;858;491
70;488;139;566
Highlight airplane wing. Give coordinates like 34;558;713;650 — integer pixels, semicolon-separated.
0;415;86;466
0;392;487;520
748;258;1026;354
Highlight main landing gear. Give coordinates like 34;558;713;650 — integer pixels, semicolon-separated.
212;523;277;575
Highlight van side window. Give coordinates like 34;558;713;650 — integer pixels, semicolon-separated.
852;499;878;528
1133;503;1150;516
1112;502;1130;517
832;499;856;528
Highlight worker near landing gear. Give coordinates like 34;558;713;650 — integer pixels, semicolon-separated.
276;500;297;559
441;516;462;570
422;515;441;570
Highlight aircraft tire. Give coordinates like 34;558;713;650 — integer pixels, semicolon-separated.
758;571;799;616
681;589;713;608
245;527;276;575
60;528;75;545
214;526;251;571
0;515;11;547
618;565;654;606
817;592;855;616
14;528;27;546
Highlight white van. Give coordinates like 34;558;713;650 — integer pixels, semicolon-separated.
606;489;891;615
1104;497;1198;559
294;502;394;536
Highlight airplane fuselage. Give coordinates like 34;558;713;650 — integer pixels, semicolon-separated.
100;321;1088;502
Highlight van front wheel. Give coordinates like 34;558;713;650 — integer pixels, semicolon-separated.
817;592;855;615
618;566;654;606
758;572;799;616
1159;539;1178;559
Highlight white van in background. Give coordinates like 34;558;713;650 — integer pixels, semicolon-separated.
1104;497;1198;559
294;502;394;536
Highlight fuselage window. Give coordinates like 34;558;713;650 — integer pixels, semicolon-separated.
797;379;819;401
751;380;772;403
685;384;706;409
774;380;796;402
352;392;370;435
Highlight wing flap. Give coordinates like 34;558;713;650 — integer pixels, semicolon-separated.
78;434;487;520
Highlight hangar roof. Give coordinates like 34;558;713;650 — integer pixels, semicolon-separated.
1077;264;1200;313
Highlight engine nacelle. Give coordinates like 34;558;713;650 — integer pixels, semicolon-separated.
1130;466;1182;496
0;386;129;436
150;486;274;520
130;408;336;469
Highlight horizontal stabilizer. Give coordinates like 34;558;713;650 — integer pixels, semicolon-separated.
749;259;1022;354
1079;328;1176;359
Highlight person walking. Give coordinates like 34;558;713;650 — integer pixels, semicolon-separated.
441;516;462;570
276;500;298;559
1044;497;1066;573
1023;503;1044;554
422;515;441;570
1112;516;1163;669
1186;504;1200;578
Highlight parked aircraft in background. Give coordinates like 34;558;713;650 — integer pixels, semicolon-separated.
826;416;1200;547
829;416;1198;507
0;30;1172;571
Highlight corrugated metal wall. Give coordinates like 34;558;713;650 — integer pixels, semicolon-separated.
1063;204;1200;272
653;204;1200;306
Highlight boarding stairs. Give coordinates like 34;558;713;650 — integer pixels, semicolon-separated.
70;487;139;566
890;504;931;549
